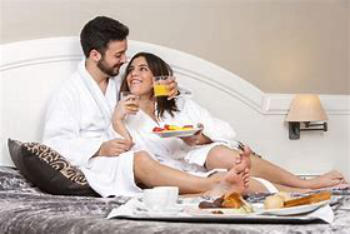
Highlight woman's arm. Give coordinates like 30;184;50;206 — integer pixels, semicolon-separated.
113;119;132;142
112;95;139;142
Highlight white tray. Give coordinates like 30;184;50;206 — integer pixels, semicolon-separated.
106;198;334;224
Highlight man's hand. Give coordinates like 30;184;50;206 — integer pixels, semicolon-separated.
98;138;133;156
164;76;178;100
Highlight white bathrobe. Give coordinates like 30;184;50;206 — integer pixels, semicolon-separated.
43;60;142;197
125;96;239;177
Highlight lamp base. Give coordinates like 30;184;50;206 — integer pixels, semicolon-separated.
289;122;300;140
288;122;327;140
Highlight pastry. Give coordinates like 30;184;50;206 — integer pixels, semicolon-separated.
284;191;331;208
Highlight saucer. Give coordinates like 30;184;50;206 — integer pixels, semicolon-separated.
134;200;183;215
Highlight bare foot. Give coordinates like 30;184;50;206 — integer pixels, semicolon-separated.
234;146;252;169
204;167;246;198
306;170;348;189
241;146;252;169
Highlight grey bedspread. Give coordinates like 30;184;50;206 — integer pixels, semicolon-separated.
0;166;349;234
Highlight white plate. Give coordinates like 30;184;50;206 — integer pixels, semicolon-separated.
153;128;201;138
188;200;330;217
256;200;330;216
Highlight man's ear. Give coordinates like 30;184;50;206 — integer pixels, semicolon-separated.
89;49;102;62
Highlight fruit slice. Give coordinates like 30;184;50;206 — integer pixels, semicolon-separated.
152;127;163;132
182;125;194;130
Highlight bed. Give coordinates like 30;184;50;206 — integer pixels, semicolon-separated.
1;37;350;233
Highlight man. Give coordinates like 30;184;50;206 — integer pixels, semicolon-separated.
43;16;250;197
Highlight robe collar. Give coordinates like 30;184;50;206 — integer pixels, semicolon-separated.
78;60;117;125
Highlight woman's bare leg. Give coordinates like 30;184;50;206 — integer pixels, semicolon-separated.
246;178;310;194
133;151;247;195
250;155;346;189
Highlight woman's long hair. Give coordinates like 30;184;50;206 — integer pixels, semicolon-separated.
120;52;178;118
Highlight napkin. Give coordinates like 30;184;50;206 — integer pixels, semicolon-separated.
305;205;334;223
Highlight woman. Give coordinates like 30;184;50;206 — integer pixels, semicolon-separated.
114;52;347;193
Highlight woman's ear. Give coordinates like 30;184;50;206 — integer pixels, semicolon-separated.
89;49;102;62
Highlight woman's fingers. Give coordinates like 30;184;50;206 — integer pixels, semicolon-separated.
165;77;178;100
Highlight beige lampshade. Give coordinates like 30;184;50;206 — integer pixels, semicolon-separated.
286;94;328;122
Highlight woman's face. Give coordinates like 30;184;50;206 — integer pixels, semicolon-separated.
126;56;154;97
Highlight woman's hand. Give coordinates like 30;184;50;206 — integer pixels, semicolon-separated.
180;124;209;146
180;132;201;146
113;94;139;121
164;76;178;100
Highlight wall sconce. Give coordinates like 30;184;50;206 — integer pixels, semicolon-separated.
286;94;328;140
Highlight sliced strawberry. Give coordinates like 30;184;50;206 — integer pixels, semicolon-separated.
152;127;163;132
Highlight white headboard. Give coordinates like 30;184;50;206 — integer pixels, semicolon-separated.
1;37;349;180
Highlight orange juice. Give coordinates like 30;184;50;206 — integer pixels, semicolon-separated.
154;84;169;97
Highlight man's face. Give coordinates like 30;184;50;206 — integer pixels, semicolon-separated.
97;39;128;77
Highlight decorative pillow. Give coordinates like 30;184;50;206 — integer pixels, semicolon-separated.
7;138;99;196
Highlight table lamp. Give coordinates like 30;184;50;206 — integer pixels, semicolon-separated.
286;94;328;139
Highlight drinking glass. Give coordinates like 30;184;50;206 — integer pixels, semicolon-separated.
120;91;139;109
153;76;170;97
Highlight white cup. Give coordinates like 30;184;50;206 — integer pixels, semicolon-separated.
143;186;179;212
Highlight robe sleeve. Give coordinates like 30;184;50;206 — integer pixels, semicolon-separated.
42;85;119;167
182;98;239;149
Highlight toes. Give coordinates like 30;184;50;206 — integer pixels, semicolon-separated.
328;170;343;178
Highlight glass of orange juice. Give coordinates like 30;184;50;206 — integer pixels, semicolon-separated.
120;91;139;109
153;76;170;97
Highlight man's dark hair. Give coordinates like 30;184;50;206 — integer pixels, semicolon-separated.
80;16;129;57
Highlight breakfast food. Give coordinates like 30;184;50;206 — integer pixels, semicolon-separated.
199;192;253;213
264;191;331;210
264;194;284;209
277;191;292;202
264;191;292;210
152;124;194;132
221;192;244;208
284;191;331;208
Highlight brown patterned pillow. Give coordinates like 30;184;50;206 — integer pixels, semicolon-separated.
8;138;99;196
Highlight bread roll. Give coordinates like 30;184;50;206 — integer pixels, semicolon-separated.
264;194;284;209
277;191;291;202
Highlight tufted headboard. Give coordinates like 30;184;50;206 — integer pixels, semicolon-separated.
1;37;349;180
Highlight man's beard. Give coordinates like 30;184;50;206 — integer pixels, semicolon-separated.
97;58;121;77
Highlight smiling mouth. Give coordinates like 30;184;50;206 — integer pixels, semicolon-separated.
130;80;142;85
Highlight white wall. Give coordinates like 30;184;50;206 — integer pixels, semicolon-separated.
0;0;349;94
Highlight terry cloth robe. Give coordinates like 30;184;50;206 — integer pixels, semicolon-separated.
125;96;240;177
43;60;142;197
